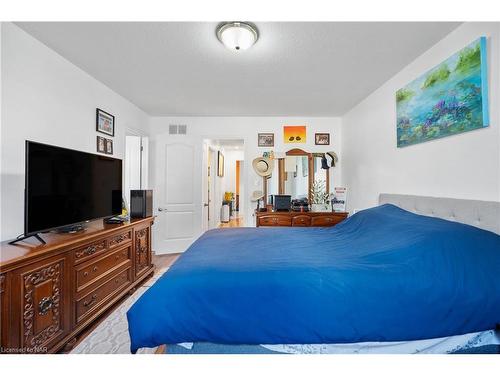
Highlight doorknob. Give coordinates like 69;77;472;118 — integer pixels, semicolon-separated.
203;203;209;207
158;207;167;212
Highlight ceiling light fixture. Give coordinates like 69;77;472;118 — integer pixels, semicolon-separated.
216;22;258;51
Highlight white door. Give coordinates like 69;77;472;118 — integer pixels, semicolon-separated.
153;136;203;254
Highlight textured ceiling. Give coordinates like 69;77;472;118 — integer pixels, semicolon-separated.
17;22;460;116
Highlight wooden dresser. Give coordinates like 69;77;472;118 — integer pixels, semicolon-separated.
255;211;348;227
0;217;154;354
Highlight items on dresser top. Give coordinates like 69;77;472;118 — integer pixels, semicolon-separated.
0;217;154;354
291;198;310;212
273;195;292;211
130;190;153;219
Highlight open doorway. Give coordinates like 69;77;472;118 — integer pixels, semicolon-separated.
202;139;244;229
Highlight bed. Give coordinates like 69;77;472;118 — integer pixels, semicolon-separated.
127;194;500;354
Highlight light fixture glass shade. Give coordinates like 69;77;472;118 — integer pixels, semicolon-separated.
217;22;258;51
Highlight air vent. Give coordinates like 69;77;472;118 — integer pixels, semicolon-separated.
169;125;178;134
169;124;187;135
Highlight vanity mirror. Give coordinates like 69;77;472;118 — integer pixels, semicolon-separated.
261;148;331;207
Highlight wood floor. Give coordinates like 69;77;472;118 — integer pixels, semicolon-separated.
218;215;244;228
153;252;181;270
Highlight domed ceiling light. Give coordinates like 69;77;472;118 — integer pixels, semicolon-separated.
216;22;258;51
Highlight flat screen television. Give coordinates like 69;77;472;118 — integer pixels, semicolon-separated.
24;141;122;237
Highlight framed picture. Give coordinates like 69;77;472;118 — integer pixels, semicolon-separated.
96;108;115;137
284;125;306;143
217;151;224;177
258;133;274;147
96;136;106;154
105;138;113;155
315;133;330;145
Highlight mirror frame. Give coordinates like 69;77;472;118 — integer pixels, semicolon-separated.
266;148;329;204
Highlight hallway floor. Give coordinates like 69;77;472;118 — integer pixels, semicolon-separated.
218;214;244;228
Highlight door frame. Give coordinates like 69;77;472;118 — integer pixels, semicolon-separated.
202;144;219;231
201;138;246;229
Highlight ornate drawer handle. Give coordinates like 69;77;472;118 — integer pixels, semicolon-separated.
92;266;98;272
112;234;128;244
38;296;54;315
84;245;97;255
83;294;98;307
83;271;89;277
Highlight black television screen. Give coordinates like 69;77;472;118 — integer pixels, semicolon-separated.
25;141;122;235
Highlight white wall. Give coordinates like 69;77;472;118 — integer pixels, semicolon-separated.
221;149;244;195
341;22;500;212
149;117;342;228
0;23;149;240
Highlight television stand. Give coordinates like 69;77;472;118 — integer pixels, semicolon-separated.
8;233;47;245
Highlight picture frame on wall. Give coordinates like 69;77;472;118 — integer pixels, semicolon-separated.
96;136;106;154
105;138;113;155
315;133;330;145
258;133;274;147
284;125;307;144
96;108;115;136
217;151;224;177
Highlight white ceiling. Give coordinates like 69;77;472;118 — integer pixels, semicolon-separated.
16;22;460;117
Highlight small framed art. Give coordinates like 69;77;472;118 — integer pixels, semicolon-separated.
105;138;113;155
96;108;115;136
97;136;106;154
315;133;330;145
258;133;274;147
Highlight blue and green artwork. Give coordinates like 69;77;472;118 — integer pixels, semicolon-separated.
396;37;489;147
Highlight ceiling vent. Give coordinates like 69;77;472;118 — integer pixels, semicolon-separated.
169;124;187;135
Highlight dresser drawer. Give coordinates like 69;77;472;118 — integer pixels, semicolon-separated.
292;215;312;226
75;267;132;324
73;240;107;264
75;245;131;292
258;215;292;226
107;230;132;249
310;215;343;227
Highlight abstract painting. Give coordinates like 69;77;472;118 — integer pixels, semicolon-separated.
396;37;489;147
284;125;306;143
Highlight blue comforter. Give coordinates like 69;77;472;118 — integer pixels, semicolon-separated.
127;204;500;352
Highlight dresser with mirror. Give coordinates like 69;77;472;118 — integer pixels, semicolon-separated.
256;148;348;227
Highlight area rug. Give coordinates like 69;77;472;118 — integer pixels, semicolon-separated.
71;267;168;354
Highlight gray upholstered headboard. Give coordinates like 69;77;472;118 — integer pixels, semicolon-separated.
379;194;500;235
